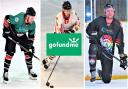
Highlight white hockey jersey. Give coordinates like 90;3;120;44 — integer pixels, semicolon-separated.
54;10;80;33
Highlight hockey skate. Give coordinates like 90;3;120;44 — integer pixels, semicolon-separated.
97;69;102;79
29;69;37;80
42;58;50;70
90;71;96;83
42;56;55;70
3;72;9;84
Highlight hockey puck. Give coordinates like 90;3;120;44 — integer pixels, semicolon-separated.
50;85;54;88
46;82;50;86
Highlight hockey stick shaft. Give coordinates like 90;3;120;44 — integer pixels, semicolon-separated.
46;56;60;83
8;36;40;60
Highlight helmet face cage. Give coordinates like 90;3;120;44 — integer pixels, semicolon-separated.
26;7;36;16
62;1;72;10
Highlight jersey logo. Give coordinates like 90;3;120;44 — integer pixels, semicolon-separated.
101;27;113;35
15;17;19;22
100;35;113;53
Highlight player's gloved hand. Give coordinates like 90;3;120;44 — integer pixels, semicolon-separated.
73;25;80;31
29;45;35;54
89;32;98;44
120;54;127;70
89;25;99;44
28;39;35;57
3;15;11;38
2;29;11;38
69;29;75;33
28;45;35;58
28;39;34;46
72;19;80;31
28;39;34;52
67;28;75;33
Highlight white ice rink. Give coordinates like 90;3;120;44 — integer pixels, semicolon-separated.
85;79;128;89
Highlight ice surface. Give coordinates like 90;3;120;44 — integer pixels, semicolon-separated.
85;79;128;89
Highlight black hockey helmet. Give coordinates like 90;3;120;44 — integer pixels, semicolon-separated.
62;1;72;10
26;7;36;16
104;4;114;9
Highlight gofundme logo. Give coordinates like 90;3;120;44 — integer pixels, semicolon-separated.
47;33;81;56
49;38;79;49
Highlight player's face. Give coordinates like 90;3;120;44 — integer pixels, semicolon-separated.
25;15;35;24
63;9;71;17
105;8;115;19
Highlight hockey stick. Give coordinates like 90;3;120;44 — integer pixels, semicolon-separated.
8;36;57;88
45;56;61;88
8;36;40;61
86;36;128;69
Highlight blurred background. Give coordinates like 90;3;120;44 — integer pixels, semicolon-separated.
85;0;127;22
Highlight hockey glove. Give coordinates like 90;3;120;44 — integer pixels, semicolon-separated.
89;25;99;44
64;29;75;33
73;24;80;31
28;39;33;46
28;39;34;53
120;54;127;70
68;29;75;33
29;45;35;54
3;29;11;38
28;45;35;58
28;39;35;57
89;32;98;44
3;15;11;38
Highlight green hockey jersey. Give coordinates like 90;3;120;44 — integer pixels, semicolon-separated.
9;12;36;36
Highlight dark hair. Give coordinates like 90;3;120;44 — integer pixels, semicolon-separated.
104;4;114;9
26;7;36;16
62;1;72;10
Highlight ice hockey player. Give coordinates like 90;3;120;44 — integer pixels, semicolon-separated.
86;4;127;83
42;1;80;69
3;7;37;83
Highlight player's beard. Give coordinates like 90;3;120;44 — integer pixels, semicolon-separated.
25;17;29;25
25;16;32;25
